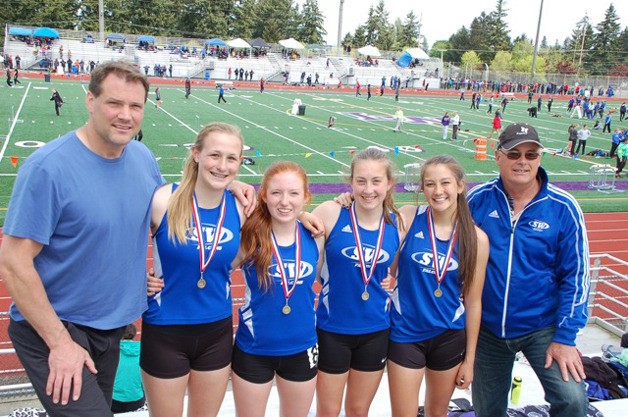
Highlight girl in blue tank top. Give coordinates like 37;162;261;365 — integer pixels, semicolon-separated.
388;155;489;417
312;148;402;417
142;123;248;417
232;161;324;417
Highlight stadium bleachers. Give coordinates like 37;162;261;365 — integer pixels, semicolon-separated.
3;27;440;89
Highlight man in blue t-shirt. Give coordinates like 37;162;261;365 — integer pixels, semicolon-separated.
0;61;164;417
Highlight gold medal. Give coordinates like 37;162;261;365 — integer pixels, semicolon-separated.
434;287;442;297
361;291;370;301
282;304;292;315
197;277;206;289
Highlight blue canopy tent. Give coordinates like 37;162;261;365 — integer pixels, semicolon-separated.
397;47;430;68
396;52;413;68
9;27;33;37
106;33;126;42
138;35;155;44
33;27;59;38
205;38;227;47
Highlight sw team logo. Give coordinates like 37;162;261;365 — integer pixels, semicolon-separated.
528;220;550;232
269;261;315;283
411;251;459;274
340;246;391;267
186;225;235;250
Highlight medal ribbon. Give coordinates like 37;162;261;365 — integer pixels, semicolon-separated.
427;207;458;289
271;225;302;303
192;193;227;275
350;202;386;289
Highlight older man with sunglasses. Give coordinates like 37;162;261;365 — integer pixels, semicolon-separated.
467;123;590;417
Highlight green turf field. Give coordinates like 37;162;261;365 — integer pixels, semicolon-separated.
1;78;626;225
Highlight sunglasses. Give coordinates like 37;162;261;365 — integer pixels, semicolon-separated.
499;149;542;161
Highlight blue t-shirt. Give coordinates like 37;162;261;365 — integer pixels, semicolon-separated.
5;131;164;329
144;187;241;325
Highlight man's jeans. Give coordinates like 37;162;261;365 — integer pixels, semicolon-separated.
472;326;588;417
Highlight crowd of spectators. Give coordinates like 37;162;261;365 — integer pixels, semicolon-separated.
442;78;617;98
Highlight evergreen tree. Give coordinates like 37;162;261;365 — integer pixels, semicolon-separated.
231;0;255;39
397;11;420;49
299;0;327;45
448;26;472;64
589;4;622;74
486;0;511;55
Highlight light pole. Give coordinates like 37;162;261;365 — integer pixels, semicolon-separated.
337;0;345;55
530;0;544;83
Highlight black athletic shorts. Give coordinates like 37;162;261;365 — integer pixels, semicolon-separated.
317;328;389;374
231;344;318;383
388;329;466;371
140;317;233;378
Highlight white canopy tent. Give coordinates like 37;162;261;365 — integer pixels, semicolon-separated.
227;38;252;48
405;47;430;60
357;45;381;57
279;38;305;50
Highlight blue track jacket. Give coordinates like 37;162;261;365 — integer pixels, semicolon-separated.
467;168;590;346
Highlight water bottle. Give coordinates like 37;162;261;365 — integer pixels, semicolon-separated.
601;344;622;362
510;375;522;404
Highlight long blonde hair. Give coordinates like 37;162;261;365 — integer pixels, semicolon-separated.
167;123;243;243
240;161;312;291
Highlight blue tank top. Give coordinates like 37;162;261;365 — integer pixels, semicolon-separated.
235;222;319;356
144;187;241;325
317;208;399;334
390;206;465;343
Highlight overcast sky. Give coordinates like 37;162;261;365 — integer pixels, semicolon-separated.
299;0;627;47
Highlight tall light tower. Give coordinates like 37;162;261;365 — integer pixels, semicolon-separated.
530;0;544;83
337;0;345;53
99;0;105;42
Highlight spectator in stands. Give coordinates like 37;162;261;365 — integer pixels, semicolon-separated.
469;123;589;417
50;88;63;116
